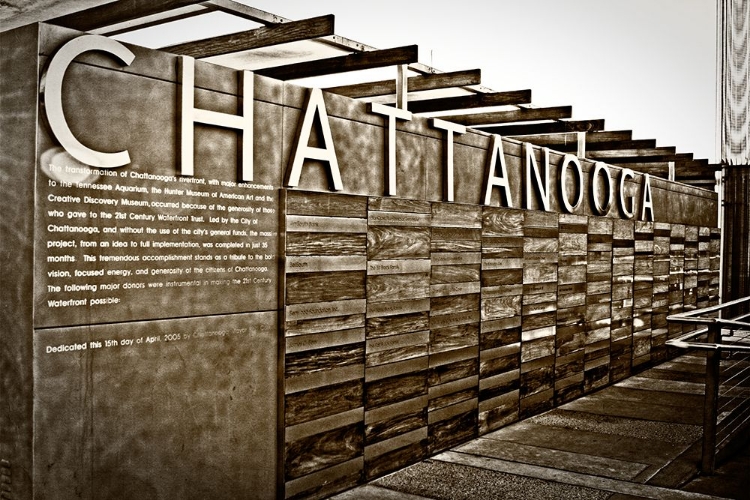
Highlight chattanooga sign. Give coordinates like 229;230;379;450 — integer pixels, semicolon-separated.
42;34;654;221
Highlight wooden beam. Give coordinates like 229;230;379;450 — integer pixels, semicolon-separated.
588;147;682;163
205;0;494;92
406;90;531;114
256;44;419;81
517;137;656;154
675;161;720;179
628;164;670;178
507;131;633;146
50;0;206;32
587;139;658;152
585;131;634;143
482;119;605;136
323;69;482;98
204;0;289;24
162;14;335;58
626;159;721;185
92;5;214;36
441;106;572;127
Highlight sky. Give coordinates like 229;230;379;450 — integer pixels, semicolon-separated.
237;0;718;163
6;0;716;163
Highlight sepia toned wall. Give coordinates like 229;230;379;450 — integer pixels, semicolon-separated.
0;21;720;500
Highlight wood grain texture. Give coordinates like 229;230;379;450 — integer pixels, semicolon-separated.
287;191;368;217
285;380;363;426
431;264;481;284
367;272;430;303
364;439;428;481
258;45;418;80
366;372;428;410
286;314;365;337
432;203;482;228
367;226;430;260
483;208;524;236
366;312;429;339
429;409;477;453
285;423;363;480
431;227;482;252
430;323;479;354
286;344;365;378
286;271;366;304
286;233;366;256
324;69;481;98
369;197;431;214
430;293;480;317
166;15;336;57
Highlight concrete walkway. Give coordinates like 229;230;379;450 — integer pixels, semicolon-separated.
331;353;750;500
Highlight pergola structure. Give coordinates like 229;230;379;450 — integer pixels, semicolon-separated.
44;0;720;189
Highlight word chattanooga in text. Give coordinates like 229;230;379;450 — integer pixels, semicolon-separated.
42;34;654;221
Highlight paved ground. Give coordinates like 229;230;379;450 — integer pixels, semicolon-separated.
331;352;750;500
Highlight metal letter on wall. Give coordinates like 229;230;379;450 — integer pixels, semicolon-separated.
560;154;584;213
41;35;134;168
287;88;343;191
641;173;655;221
483;135;513;207
369;102;413;196
431;118;466;202
524;143;551;211
591;161;613;216
179;56;254;181
619;168;636;219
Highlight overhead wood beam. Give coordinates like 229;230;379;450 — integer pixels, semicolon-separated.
162;14;335;58
206;0;494;92
205;0;289;24
588;147;680;165
517;137;657;153
585;131;634;143
50;0;206;32
255;44;419;81
405;90;531;114
482;119;605;137
507;130;633;146
441;106;572;127
586;139;657;151
323;69;482;98
92;5;214;36
676;161;720;179
628;164;670;178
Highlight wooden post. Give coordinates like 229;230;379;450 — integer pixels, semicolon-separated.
576;131;586;158
396;64;408;110
701;323;721;474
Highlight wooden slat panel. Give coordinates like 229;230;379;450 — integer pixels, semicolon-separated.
407;90;531;114
163;14;335;58
482;119;604;136
50;0;206;32
323;69;482;98
442;106;572;127
257;45;419;81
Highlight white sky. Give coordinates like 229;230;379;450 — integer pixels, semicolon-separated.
240;0;718;163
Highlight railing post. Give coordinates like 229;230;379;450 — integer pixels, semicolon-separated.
701;322;721;474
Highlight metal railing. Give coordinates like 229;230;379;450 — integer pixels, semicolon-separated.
667;296;750;474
